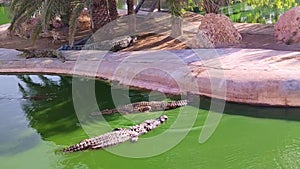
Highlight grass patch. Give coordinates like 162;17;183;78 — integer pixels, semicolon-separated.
0;6;9;25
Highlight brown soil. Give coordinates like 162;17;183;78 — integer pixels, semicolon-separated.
236;33;300;51
0;13;299;51
0;33;64;50
122;33;189;51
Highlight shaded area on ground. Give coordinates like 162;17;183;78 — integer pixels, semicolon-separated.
0;12;299;51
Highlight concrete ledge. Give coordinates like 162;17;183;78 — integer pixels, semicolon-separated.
0;48;299;107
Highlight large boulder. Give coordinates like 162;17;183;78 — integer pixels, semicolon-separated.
192;13;242;48
274;6;300;44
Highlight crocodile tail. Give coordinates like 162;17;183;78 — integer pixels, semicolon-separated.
90;108;117;116
102;108;118;115
62;140;91;153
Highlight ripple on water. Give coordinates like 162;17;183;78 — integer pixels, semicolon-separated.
274;138;300;168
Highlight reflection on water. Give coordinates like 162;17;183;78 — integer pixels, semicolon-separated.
0;75;64;169
0;75;300;168
0;76;40;156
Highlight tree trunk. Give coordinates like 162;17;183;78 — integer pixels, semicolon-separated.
61;10;71;27
170;16;182;38
202;0;219;14
60;1;72;26
202;0;230;14
91;0;110;32
108;0;118;20
169;1;183;37
127;0;134;15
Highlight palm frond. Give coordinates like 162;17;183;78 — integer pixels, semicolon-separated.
9;0;43;31
9;0;113;44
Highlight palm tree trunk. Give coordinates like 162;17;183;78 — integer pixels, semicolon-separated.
202;0;230;14
171;16;182;37
127;0;134;15
91;0;110;32
108;0;118;20
169;1;183;37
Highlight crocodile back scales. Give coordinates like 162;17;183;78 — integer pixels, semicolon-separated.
62;130;136;152
92;100;188;115
62;115;168;153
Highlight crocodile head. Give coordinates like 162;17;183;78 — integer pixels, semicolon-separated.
159;115;168;123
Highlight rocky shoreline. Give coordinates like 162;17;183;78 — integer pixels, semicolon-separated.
0;48;299;107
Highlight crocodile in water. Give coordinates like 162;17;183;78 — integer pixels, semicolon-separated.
91;100;188;116
62;115;168;152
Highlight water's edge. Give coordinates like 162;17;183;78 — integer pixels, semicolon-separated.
1;48;299;107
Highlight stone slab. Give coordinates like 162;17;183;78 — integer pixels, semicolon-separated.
0;48;299;107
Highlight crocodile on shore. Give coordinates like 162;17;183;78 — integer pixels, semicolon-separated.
16;49;66;62
91;100;188;116
58;35;137;51
62;115;168;153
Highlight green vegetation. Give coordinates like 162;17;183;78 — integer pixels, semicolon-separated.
5;0;300;43
8;0;118;44
0;6;9;25
166;0;300;23
222;0;300;23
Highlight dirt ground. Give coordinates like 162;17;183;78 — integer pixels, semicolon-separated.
0;13;299;51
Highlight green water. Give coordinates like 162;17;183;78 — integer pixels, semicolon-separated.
1;75;300;169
